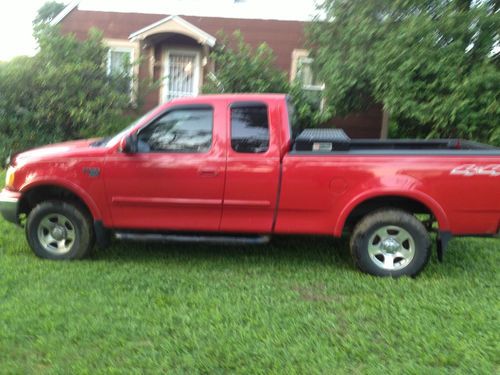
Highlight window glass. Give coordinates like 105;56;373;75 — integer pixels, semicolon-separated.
295;56;324;110
109;50;131;75
299;57;322;87
138;108;213;153
107;48;133;94
231;105;269;153
105;108;157;147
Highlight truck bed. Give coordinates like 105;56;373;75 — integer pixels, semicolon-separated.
292;128;499;154
349;139;498;151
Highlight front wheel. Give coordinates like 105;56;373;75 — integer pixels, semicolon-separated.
26;200;94;260
350;209;431;277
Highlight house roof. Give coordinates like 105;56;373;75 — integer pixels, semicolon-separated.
57;0;315;22
57;8;306;73
129;15;217;47
50;0;80;26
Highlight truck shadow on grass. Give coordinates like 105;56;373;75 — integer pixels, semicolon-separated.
92;235;500;278
94;235;355;270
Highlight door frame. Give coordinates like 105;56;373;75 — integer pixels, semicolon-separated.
161;47;201;104
104;102;227;231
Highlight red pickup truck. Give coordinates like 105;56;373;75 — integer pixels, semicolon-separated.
1;94;499;276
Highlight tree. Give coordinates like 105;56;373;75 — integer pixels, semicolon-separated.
0;2;132;162
33;1;65;26
309;0;500;144
203;31;290;93
31;26;132;139
203;31;330;130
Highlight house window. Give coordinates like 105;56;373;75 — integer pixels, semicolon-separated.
296;56;322;90
291;50;325;109
107;47;134;94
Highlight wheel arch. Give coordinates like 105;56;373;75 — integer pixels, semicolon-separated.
335;190;450;236
19;180;101;220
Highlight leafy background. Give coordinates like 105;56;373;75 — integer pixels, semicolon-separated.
309;0;500;143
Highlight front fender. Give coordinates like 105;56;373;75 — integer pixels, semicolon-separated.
20;178;102;220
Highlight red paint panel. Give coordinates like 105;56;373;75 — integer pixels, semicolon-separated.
111;197;222;207
103;99;227;231
224;200;271;208
219;98;283;233
276;154;500;236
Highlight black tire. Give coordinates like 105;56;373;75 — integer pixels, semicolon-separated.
350;209;431;277
26;200;94;260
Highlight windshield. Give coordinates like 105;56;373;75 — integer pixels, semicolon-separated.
106;108;157;146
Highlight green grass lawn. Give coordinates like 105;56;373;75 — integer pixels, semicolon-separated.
0;173;499;374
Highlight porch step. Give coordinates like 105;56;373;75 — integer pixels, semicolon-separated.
114;231;271;245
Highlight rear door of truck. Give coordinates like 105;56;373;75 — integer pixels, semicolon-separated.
219;100;282;233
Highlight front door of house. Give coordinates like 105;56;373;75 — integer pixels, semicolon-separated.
163;49;200;103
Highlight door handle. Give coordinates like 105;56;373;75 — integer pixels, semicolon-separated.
198;168;219;177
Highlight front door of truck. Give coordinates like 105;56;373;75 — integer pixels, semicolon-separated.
219;101;282;233
104;104;226;231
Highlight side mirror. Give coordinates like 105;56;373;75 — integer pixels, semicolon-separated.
119;134;138;154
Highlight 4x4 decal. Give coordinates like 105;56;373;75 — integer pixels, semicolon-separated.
451;164;500;176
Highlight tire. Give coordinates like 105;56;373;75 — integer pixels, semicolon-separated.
26;200;94;260
350;209;431;277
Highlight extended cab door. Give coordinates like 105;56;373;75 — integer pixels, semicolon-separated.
103;103;226;231
220;101;282;233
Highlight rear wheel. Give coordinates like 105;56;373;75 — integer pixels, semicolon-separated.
26;200;94;260
350;209;431;277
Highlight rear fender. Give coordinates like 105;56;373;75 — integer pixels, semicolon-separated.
335;188;450;236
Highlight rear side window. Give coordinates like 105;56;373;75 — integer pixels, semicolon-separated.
231;104;269;153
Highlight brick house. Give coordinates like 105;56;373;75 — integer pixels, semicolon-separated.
53;1;383;138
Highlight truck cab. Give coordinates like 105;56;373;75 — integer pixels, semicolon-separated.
106;95;289;234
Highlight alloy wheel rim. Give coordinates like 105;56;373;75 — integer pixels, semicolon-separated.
37;213;76;255
367;225;415;271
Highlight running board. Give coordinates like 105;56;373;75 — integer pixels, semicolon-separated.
115;232;271;245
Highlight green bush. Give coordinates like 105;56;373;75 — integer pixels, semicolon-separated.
0;23;132;163
78;112;137;139
309;0;500;144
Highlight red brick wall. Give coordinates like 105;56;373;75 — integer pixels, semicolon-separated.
325;105;383;139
